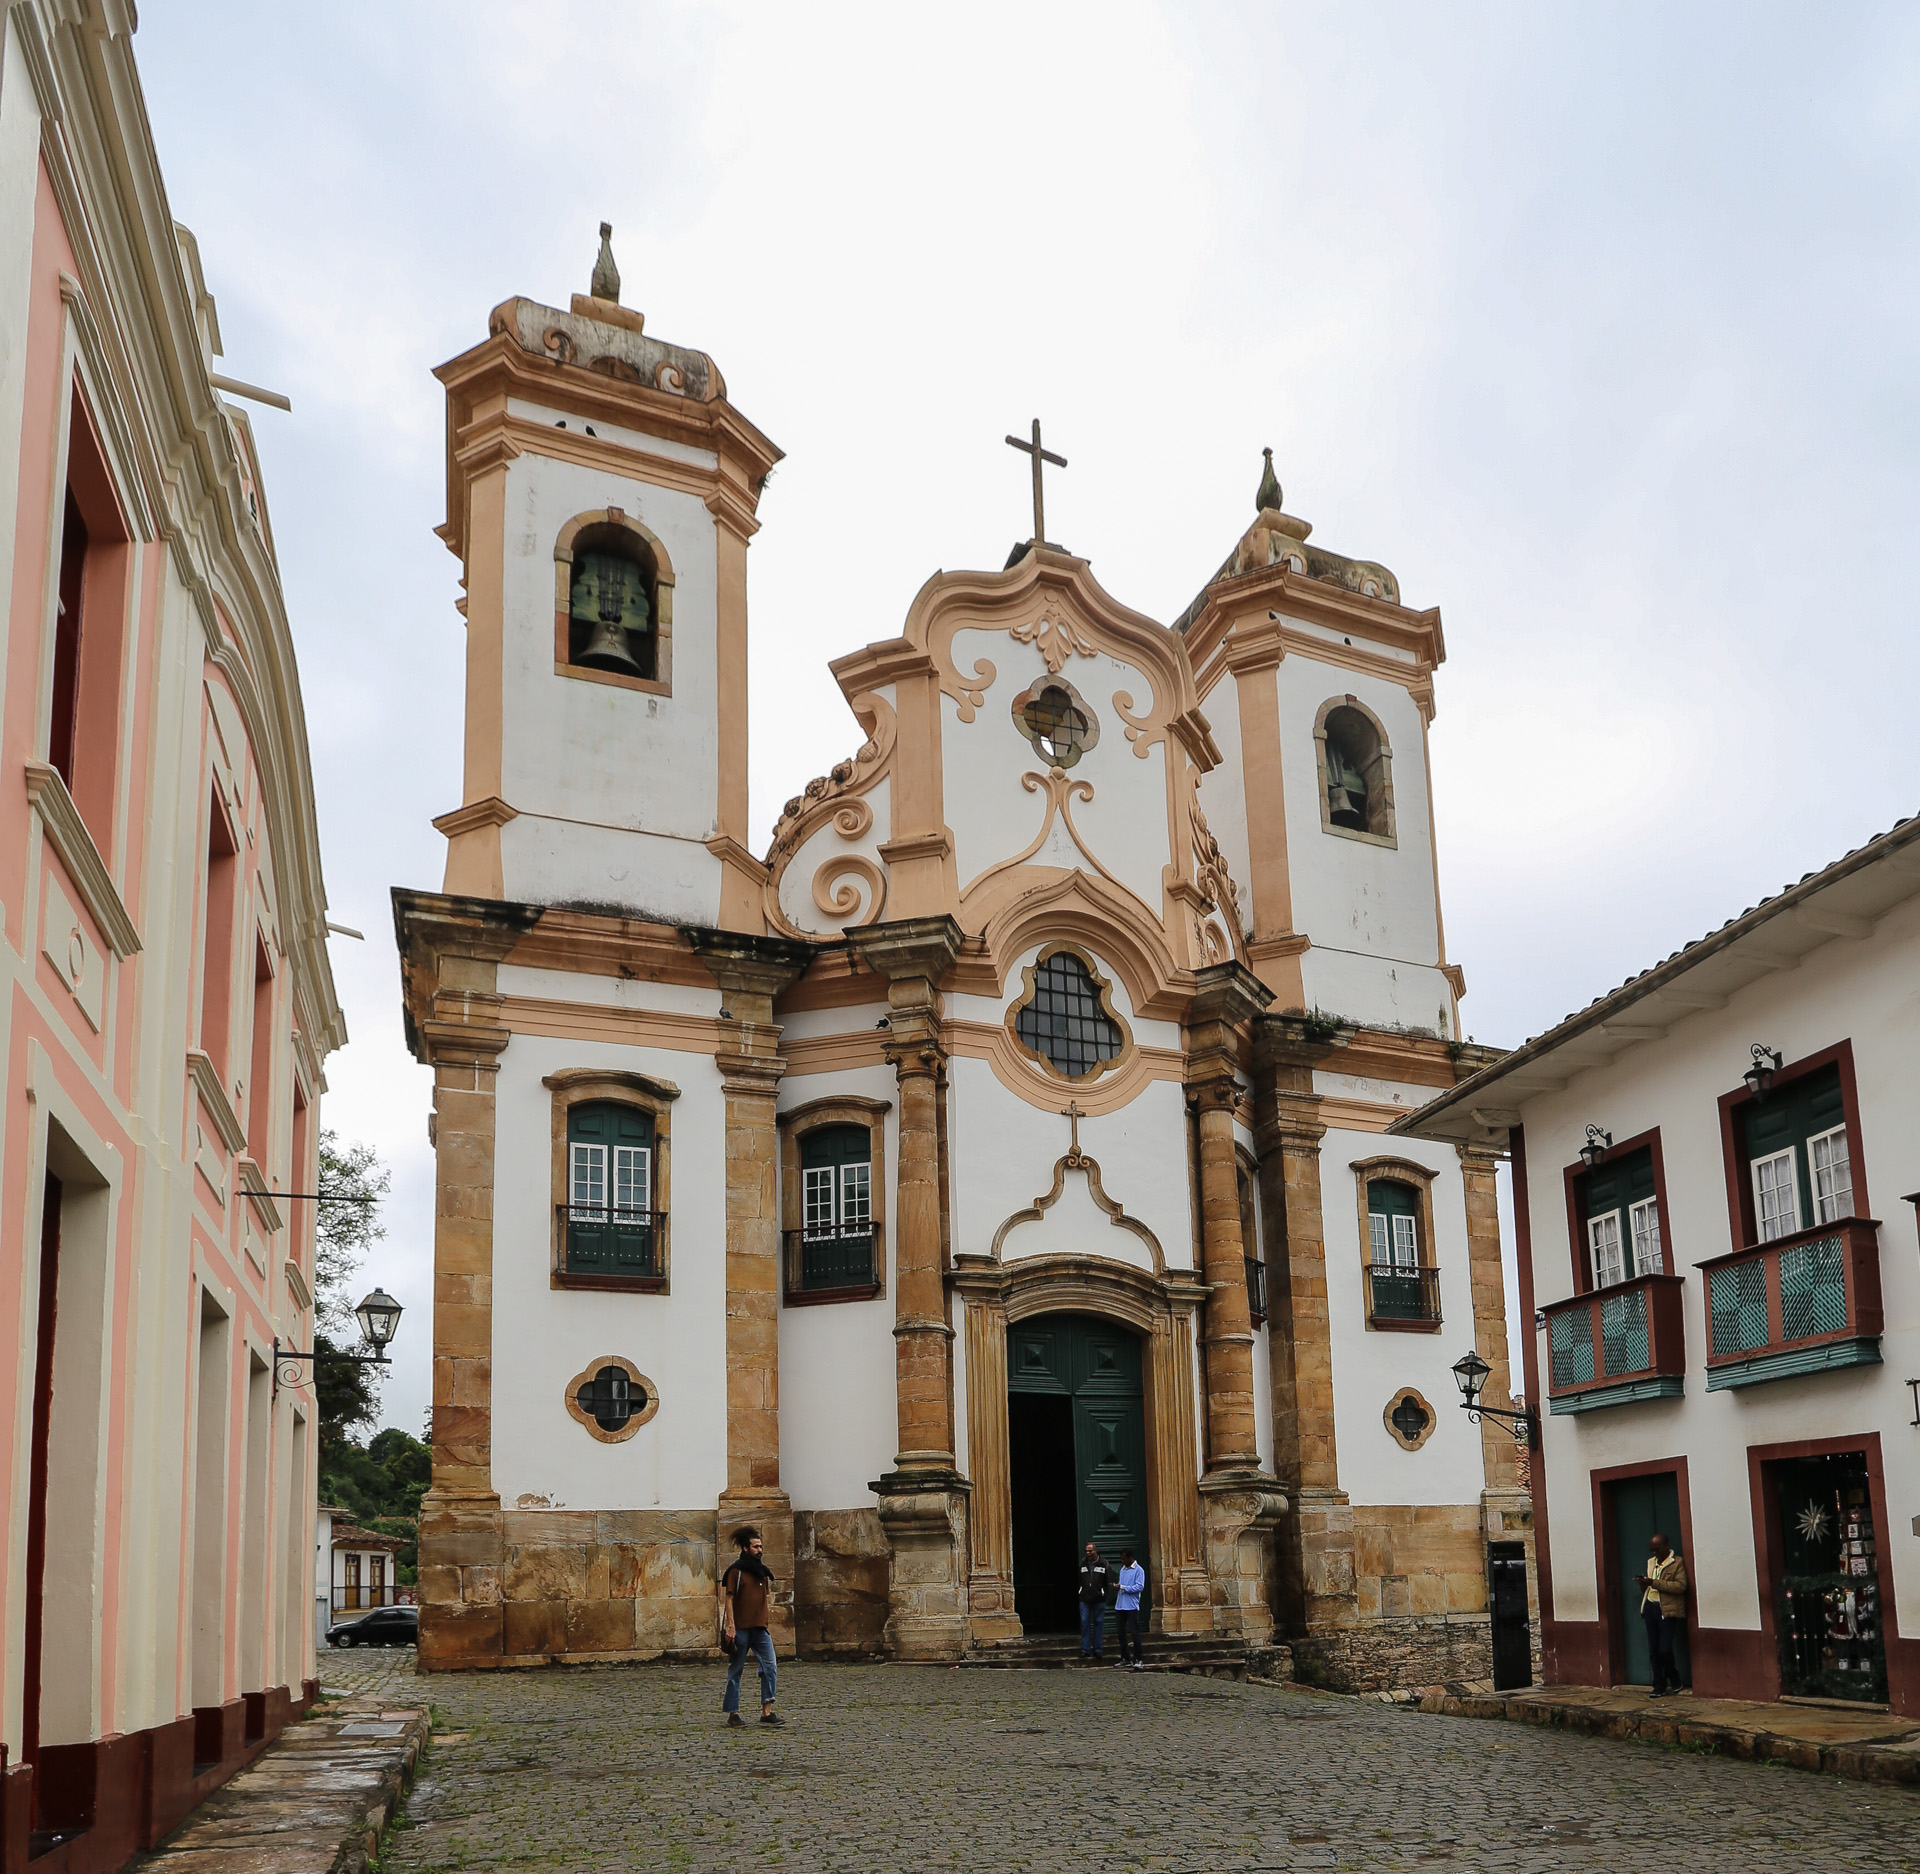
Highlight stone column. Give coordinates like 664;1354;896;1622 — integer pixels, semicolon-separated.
953;1264;1018;1641
1251;1016;1356;1642
849;915;970;1659
687;931;812;1654
1459;1142;1537;1640
1185;964;1287;1637
397;896;529;1672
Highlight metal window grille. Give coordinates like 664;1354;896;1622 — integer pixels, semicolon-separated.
1013;952;1122;1079
1709;1259;1769;1354
1599;1286;1650;1377
1780;1236;1847;1342
1549;1307;1596;1388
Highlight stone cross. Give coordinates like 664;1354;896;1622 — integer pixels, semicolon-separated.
1006;418;1066;545
1062;1099;1086;1166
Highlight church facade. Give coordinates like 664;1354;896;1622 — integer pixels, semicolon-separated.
396;236;1532;1689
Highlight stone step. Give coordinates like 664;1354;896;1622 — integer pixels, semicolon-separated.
960;1633;1289;1682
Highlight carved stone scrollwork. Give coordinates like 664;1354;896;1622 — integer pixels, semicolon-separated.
1010;610;1095;673
541;326;576;365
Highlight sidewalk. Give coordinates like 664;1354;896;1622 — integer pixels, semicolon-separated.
1400;1680;1920;1787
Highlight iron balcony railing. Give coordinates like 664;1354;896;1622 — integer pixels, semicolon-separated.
556;1203;668;1288
1245;1255;1268;1325
1543;1272;1686;1410
1700;1216;1882;1389
1365;1263;1443;1329
783;1223;881;1301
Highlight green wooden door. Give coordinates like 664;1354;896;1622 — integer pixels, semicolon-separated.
1610;1472;1688;1686
1006;1315;1147;1631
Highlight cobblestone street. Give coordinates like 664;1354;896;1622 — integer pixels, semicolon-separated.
334;1651;1915;1872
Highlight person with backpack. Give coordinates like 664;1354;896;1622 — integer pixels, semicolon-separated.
719;1527;784;1727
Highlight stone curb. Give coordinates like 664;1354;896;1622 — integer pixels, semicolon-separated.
1404;1690;1920;1788
330;1709;433;1874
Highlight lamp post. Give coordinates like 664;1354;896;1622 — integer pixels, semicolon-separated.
1743;1044;1783;1099
1452;1347;1537;1450
274;1287;404;1398
1579;1126;1611;1170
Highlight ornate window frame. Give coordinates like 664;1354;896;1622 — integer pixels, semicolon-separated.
1004;943;1133;1086
777;1094;889;1304
1351;1155;1441;1334
545;1068;679;1292
563;1353;659;1444
552;506;676;698
1009;673;1100;770
1383;1385;1437;1452
1313;695;1397;847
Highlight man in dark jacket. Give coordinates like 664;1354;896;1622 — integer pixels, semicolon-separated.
1078;1541;1111;1662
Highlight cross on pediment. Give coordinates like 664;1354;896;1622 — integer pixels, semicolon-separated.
1062;1100;1086;1165
1006;418;1066;547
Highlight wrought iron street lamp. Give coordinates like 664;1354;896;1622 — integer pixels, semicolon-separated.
1451;1347;1538;1450
274;1287;404;1398
1579;1125;1611;1170
1743;1044;1783;1099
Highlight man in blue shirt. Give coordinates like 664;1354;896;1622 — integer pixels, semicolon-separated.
1115;1547;1147;1671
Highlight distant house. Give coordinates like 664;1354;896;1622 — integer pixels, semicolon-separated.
331;1526;408;1617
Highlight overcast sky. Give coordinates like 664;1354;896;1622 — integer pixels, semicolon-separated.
136;4;1920;1439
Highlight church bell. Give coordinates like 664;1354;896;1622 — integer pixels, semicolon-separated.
571;549;651;677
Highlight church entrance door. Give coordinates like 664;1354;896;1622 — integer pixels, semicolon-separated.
1006;1313;1146;1634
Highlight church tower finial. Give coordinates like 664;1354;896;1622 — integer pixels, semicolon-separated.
591;222;621;305
1256;446;1282;515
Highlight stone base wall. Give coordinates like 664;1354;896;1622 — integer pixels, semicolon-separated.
1353;1504;1487;1622
794;1508;890;1656
424;1507;718;1667
1290;1613;1506;1692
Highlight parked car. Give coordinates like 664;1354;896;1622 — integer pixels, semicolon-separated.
328;1606;418;1647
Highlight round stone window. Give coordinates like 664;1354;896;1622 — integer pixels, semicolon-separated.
564;1355;658;1444
1012;676;1100;769
1384;1386;1436;1452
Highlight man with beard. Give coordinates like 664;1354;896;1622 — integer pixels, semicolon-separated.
719;1527;785;1727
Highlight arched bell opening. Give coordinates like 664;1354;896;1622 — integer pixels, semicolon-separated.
566;522;659;679
1313;696;1397;844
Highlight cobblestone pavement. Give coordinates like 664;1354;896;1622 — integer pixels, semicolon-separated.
317;1641;420;1700
370;1659;1913;1873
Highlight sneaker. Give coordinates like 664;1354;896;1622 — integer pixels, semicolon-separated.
727;1713;745;1727
760;1711;786;1727
1132;1662;1145;1673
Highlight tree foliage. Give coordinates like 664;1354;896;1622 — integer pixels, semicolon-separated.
315;1129;390;1337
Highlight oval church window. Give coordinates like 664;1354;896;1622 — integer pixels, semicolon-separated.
1011;948;1125;1081
569;542;656;678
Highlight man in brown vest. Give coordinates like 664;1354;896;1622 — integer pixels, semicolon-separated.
719;1527;784;1727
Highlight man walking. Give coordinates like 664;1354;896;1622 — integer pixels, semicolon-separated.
1634;1531;1688;1697
719;1527;784;1727
1114;1548;1147;1671
1077;1540;1111;1663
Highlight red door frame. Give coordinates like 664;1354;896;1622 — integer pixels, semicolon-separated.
1589;1455;1696;1686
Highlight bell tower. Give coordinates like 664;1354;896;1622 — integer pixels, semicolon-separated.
430;226;782;929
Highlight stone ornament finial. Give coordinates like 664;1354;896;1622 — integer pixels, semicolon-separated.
591;222;621;304
1256;446;1282;514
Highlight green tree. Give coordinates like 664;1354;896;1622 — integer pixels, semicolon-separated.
312;1130;393;1496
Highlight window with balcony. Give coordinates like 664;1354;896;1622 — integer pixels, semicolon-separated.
1575;1143;1664;1289
1353;1161;1442;1330
1238;1159;1266;1326
545;1071;678;1291
780;1097;888;1304
1707;1047;1879;1389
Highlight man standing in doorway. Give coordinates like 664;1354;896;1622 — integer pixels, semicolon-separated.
1634;1532;1688;1697
1114;1547;1147;1672
719;1528;784;1727
1078;1541;1111;1663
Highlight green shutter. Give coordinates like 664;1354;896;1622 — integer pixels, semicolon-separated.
1369;1179;1418;1221
567;1102;653;1150
800;1123;867;1171
1577;1146;1655;1226
797;1123;873;1291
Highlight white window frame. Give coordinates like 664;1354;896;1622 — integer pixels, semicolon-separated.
569;1140;605;1217
1368;1212;1389;1265
1628;1196;1663;1278
1390;1212;1417;1271
613;1142;651;1217
1807;1124;1854;1226
1752;1149;1799;1244
840;1160;871;1229
1587;1210;1625;1289
802;1164;837;1237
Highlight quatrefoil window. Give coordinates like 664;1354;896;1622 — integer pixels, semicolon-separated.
564;1355;659;1444
1012;677;1099;770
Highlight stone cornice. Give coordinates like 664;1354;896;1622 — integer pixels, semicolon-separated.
187;1049;246;1153
25;762;141;957
847;914;965;986
431;796;518;840
237;1157;285;1233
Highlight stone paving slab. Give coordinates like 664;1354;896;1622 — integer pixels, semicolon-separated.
131;1681;429;1874
1405;1681;1920;1786
368;1658;1914;1872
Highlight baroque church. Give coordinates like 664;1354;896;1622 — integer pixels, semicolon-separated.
395;231;1533;1688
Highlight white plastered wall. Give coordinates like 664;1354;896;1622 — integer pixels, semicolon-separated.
1518;894;1920;1645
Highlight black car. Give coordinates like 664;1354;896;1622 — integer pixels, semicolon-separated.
328;1606;418;1647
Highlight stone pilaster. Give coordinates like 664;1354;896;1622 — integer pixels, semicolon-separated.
849;915;970;1658
954;1270;1019;1641
1185;964;1287;1637
1251;1016;1355;1638
687;929;812;1654
395;892;537;1672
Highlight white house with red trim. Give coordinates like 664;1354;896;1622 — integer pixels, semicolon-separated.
1400;816;1920;1716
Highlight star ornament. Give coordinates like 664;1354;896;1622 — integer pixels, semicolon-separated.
1795;1501;1831;1545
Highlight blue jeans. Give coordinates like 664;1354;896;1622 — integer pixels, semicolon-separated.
723;1627;777;1712
1079;1601;1105;1656
1643;1607;1678;1693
